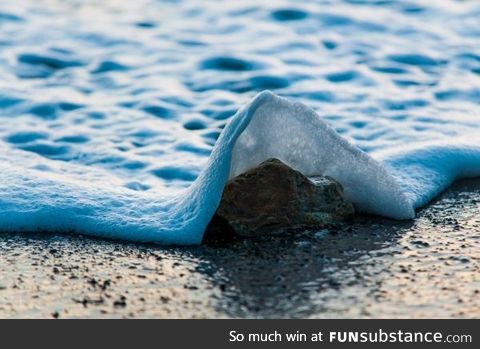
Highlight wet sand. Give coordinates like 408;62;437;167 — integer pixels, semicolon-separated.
0;179;478;318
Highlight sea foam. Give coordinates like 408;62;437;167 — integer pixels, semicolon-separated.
1;91;479;244
1;0;480;244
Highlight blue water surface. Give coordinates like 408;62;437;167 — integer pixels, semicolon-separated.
0;0;479;244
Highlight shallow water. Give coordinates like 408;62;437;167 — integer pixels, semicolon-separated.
0;0;479;243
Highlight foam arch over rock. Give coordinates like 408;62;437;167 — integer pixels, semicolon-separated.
0;91;479;244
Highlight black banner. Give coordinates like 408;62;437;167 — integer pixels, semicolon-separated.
1;319;477;348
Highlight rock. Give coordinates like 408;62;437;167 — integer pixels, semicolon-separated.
207;158;354;238
202;214;236;245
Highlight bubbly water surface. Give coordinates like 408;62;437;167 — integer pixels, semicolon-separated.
0;0;479;244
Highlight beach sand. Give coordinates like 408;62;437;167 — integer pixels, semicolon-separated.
0;179;478;318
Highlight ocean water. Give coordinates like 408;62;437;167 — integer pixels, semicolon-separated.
0;0;479;244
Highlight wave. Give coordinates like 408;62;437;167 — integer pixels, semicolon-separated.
0;91;479;244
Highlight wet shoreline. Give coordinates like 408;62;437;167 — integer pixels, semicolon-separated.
0;178;479;318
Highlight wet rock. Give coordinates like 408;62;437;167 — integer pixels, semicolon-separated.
203;214;236;245
207;158;354;238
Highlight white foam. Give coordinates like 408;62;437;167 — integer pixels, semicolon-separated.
2;91;478;244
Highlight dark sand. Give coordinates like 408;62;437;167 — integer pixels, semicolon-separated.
0;179;479;318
